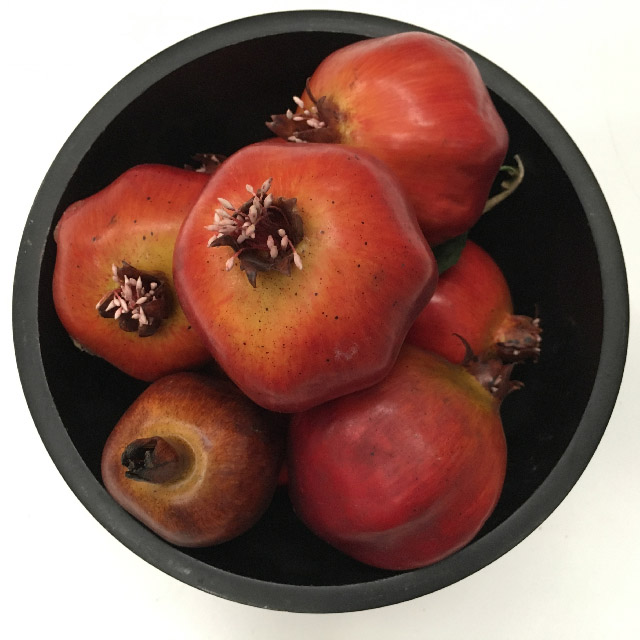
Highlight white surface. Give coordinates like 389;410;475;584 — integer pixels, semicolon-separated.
3;1;639;637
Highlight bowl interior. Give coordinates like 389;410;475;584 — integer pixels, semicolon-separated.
22;16;623;610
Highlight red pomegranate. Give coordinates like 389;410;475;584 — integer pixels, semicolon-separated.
287;344;520;570
267;31;509;246
52;164;211;381
173;141;437;413
406;240;541;364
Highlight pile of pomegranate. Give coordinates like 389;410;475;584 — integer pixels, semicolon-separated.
52;32;540;571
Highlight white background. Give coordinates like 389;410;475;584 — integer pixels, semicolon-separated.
3;1;639;637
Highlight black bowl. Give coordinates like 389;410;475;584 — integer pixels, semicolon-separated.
12;10;628;612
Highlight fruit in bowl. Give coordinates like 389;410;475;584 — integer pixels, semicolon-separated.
287;344;521;570
52;164;212;381
173;140;438;413
406;239;542;365
267;31;509;246
101;372;285;547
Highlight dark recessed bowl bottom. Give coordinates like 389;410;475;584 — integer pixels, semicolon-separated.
13;10;628;613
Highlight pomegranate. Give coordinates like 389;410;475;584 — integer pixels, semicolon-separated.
267;31;509;246
101;372;285;547
173;141;437;413
52;164;212;381
407;239;541;364
287;344;520;570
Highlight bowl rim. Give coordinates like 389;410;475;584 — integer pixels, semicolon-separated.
12;9;629;613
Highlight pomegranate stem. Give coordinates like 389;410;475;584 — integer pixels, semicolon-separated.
483;154;525;213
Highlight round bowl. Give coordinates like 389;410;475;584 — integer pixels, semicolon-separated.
13;10;628;612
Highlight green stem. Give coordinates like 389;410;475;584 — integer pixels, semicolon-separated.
483;154;525;213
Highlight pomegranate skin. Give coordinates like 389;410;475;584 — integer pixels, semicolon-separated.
287;344;507;571
406;240;541;364
268;32;509;246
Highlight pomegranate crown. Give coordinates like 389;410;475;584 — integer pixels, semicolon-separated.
205;178;304;288
96;262;171;337
454;333;524;402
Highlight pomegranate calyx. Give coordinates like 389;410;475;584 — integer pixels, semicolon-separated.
495;314;542;363
96;262;172;337
454;333;523;402
121;437;188;484
266;81;342;144
185;152;226;174
206;178;304;288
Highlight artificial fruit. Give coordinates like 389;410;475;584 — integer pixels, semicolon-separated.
406;239;541;364
287;343;519;570
52;164;212;380
173;141;438;413
267;31;509;246
101;372;285;547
